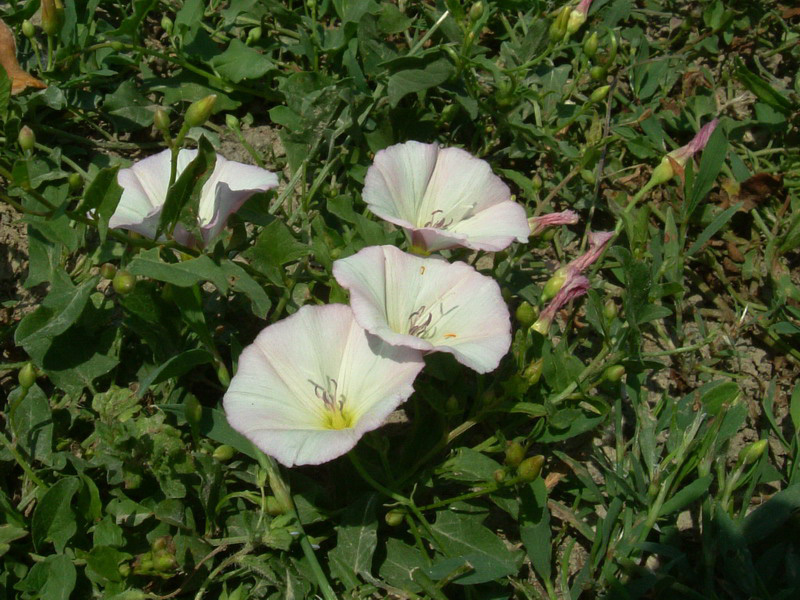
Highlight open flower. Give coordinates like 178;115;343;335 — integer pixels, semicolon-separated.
223;304;425;467
363;141;530;252
532;272;590;334
333;245;511;373
529;210;580;237
109;148;278;246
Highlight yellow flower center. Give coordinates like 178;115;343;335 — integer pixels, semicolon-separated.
323;407;355;430
311;376;355;430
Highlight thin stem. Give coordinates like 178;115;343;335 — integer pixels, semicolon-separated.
0;432;47;490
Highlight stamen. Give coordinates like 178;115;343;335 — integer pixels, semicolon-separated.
308;377;353;429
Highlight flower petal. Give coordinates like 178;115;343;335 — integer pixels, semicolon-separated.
223;304;424;467
333;246;512;373
110;149;174;238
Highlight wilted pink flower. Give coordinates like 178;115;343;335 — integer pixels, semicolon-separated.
110;149;278;247
668;119;719;166
363;141;530;253
529;210;580;236
333;245;511;373
532;273;590;334
223;304;425;467
567;230;614;273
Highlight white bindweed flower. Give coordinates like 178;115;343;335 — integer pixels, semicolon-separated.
223;304;425;467
109;148;278;247
332;245;512;373
363;141;530;253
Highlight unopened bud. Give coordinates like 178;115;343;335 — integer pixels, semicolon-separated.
217;362;231;388
22;20;35;39
580;169;596;185
541;268;567;302
161;16;173;35
604;364;625;383
515;302;537;327
184;395;203;429
590;65;607;81
154;108;170;132
603;299;618;320
265;495;283;516
385;509;405;527
68;172;83;192
41;0;65;36
18;362;36;389
589;85;610;104
649;157;675;186
523;359;543;385
531;318;550;336
18;126;35;152
504;441;525;467
493;469;507;483
184;94;217;128
549;6;570;42
584;32;599;58
566;9;587;34
100;263;117;280
246;26;262;45
213;444;235;462
112;270;136;295
739;439;768;466
469;2;484;22
531;174;543;190
518;455;544;481
225;114;240;130
152;550;177;572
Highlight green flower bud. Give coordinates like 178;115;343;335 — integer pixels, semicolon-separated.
385;509;405;527
504;441;525;467
213;444;235;462
184;94;217;128
604;364;625;382
523;359;543;386
580;169;596;185
18;362;37;389
151;536;169;552
134;553;153;574
515;302;537;327
217;362;231;388
68;172;83;193
739;439;768;466
603;299;618;320
541;269;567;302
124;471;143;490
517;455;544;481
549;6;570;42
648;157;675;186
22;20;35;39
153;550;177;572
184;395;203;429
100;263;117;280
18;126;35;152
225;114;240;130
161;16;173;35
445;395;459;413
584;32;599;58
112;270;136;295
590;65;607;81
531;174;543;191
469;2;484;22
154;108;170;132
531;318;550;336
589;85;610;104
493;468;507;483
246;26;262;45
118;563;131;578
41;0;65;36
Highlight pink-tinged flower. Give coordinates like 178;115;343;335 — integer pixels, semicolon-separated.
363;141;530;253
566;230;614;274
333;245;511;373
109;148;278;247
529;210;580;236
223;304;425;467
669;119;719;166
532;273;590;334
567;0;593;33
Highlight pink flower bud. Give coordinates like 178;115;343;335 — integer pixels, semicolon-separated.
566;230;613;274
668;119;719;167
529;209;580;236
533;273;590;334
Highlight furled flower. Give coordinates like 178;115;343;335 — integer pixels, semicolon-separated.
529;210;580;236
650;119;719;185
333;245;512;373
566;230;613;274
109;148;278;247
567;0;593;34
532;273;590;334
362;141;530;253
223;304;425;467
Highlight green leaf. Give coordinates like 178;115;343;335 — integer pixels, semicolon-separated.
211;39;275;83
32;477;81;552
378;539;425;593
112;0;158;36
437;448;502;483
16;553;77;600
659;475;713;516
685;125;727;220
161;404;258;460
686;203;743;257
220;259;272;318
0;65;11;120
520;479;552;581
387;58;454;107
77;165;123;242
127;248;229;291
9;384;53;465
743;484;800;544
428;510;522;585
378;2;413;33
243;220;309;285
328;493;379;587
138;348;214;398
157;136;217;238
734;58;795;115
0;524;28;558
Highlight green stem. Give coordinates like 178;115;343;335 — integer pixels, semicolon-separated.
0;432;47;490
417;477;524;512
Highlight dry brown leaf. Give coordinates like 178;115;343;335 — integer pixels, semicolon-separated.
0;19;46;94
718;172;785;211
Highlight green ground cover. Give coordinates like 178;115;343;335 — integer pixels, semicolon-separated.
0;0;799;598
